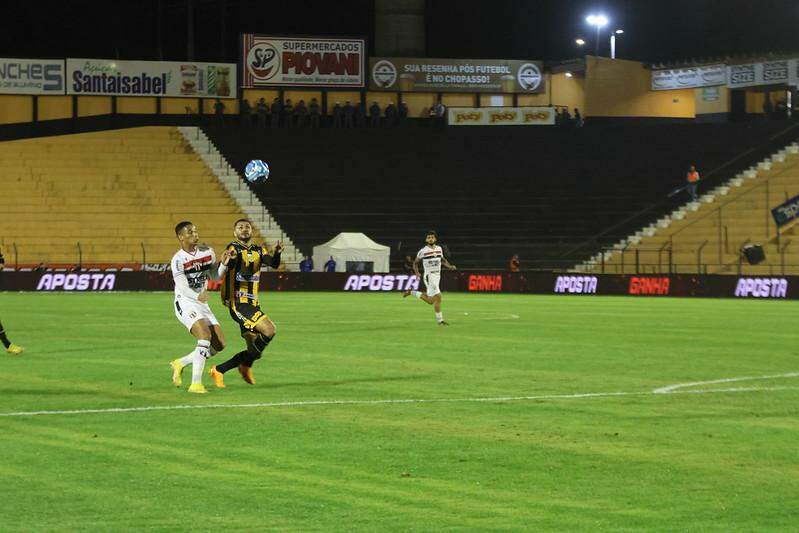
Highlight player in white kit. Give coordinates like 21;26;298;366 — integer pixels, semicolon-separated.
168;221;232;393
403;230;457;325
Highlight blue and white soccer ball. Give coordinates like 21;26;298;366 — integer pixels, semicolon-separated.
244;159;270;183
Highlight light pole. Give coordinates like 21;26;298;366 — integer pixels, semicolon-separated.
586;14;609;57
610;29;624;59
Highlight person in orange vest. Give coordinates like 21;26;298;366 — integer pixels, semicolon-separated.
686;165;700;201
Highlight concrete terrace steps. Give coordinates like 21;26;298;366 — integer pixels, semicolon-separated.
578;140;799;273
177;126;302;269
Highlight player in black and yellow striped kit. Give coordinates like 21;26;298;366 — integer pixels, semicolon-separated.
209;218;282;387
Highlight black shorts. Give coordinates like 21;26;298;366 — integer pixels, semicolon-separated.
229;303;268;335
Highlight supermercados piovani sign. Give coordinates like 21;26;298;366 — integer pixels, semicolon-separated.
67;58;236;98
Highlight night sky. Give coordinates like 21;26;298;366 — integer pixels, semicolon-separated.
3;0;799;64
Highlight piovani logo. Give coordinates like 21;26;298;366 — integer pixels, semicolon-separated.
248;43;280;80
517;63;542;91
372;60;397;89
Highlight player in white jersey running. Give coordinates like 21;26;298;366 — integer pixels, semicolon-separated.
403;230;457;325
168;221;232;393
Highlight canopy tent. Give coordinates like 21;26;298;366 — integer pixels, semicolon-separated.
312;232;390;273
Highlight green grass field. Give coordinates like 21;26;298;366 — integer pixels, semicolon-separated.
1;292;798;531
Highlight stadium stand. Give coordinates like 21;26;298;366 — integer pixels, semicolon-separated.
0;127;289;267
203;120;797;270
592;138;799;275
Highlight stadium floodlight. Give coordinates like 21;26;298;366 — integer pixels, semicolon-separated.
575;38;586;46
565;72;574;78
586;14;609;56
611;29;624;59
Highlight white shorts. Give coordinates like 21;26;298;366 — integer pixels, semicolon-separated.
424;273;441;297
174;295;220;331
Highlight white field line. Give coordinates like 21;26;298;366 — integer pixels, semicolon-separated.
652;372;799;394
1;379;798;418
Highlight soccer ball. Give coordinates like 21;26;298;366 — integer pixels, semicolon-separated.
244;159;270;183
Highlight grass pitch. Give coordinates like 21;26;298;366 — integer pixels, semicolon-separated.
1;292;798;531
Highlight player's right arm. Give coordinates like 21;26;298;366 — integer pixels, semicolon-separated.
413;257;423;279
171;253;199;301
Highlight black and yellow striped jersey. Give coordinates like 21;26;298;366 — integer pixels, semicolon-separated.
220;240;280;308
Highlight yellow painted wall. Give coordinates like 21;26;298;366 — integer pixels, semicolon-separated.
440;94;475;108
162;97;198;115
551;73;585;112
694;86;730;115
203;98;238;114
0;95;33;124
585;56;695;118
242;89;279;105
404;93;437;117
38;96;72;121
744;89;787;114
284;90;321;106
77;96;112;117
117;97;157;114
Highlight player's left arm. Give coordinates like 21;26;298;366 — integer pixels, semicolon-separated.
442;257;457;270
263;241;283;269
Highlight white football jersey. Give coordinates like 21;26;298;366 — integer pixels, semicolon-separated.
171;246;216;301
417;245;444;275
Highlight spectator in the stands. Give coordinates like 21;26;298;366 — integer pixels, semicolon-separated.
384;102;398;127
343;101;355;128
270;98;282;128
299;256;314;272
256;98;268;128
239;99;251;126
431;100;446;126
283;99;294;128
403;255;415;273
213;99;225;124
294;100;308;128
355;101;367;127
686;165;700;201
559;107;572;126
324;256;337;272
369;101;381;127
309;98;321;128
332;102;343;128
763;94;774;118
574;108;584;127
509;254;521;272
398;101;409;126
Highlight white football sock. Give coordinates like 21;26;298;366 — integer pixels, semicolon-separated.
411;291;422;299
435;312;443;322
192;340;211;384
179;353;194;367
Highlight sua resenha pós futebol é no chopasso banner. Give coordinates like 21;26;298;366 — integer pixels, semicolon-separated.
67;58;236;97
369;57;546;93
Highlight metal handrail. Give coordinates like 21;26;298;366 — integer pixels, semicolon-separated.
77;242;82;268
562;122;799;259
697;240;709;274
140;242;146;267
780;239;792;275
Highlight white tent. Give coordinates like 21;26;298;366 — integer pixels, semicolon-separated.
312;232;390;273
